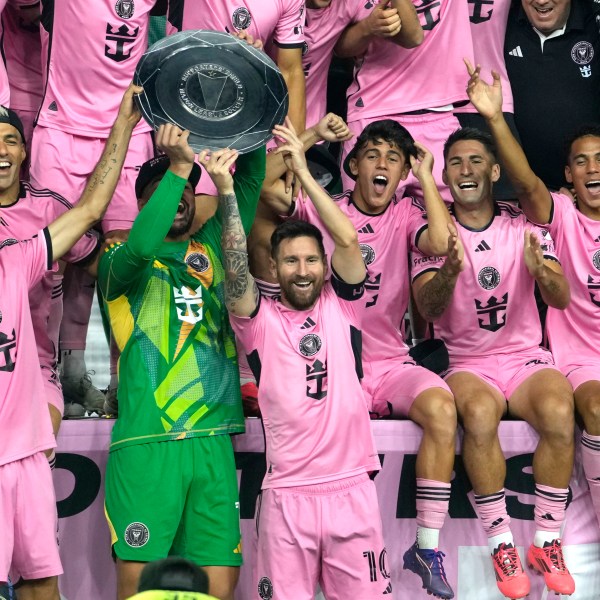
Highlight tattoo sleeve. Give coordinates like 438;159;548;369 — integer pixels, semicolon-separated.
219;192;258;310
416;267;459;321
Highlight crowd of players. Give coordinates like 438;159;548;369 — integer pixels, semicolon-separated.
1;1;600;600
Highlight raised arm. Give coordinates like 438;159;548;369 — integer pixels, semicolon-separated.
273;120;365;285
276;46;306;133
335;0;423;58
205;149;260;318
524;230;570;309
410;142;453;256
412;223;464;321
465;59;552;224
47;84;141;261
261;114;352;214
97;124;197;298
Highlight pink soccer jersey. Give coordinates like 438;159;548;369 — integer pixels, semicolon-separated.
0;0;10;106
545;193;600;370
167;0;304;51
0;230;56;466
456;0;513;115
3;0;43;113
411;203;559;360
303;0;370;128
230;279;380;489
346;0;474;122
293;192;426;363
36;0;154;137
0;183;98;367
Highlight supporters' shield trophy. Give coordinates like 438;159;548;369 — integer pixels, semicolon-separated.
134;30;289;153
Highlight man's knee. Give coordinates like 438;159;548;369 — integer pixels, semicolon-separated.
411;389;457;438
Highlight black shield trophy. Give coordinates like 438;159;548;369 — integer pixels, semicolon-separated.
134;30;289;153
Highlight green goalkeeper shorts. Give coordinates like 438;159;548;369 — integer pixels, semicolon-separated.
105;434;242;565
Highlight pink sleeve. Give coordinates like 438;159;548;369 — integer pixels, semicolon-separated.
229;297;267;355
20;229;51;288
410;244;444;283
273;0;305;47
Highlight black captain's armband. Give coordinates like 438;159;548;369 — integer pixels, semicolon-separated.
331;267;365;301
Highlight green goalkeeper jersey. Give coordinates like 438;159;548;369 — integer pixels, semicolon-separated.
98;148;265;451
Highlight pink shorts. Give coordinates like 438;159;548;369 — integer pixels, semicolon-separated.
29;126;154;232
256;474;390;600
562;363;600;394
344;111;460;201
363;358;451;419
0;453;62;582
445;347;558;400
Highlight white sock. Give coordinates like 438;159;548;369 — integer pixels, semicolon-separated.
61;349;86;378
534;530;559;547
488;531;514;554
416;526;440;550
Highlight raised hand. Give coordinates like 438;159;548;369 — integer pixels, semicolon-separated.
464;58;503;121
366;1;402;38
410;141;434;180
232;29;264;50
117;83;143;128
273;118;309;177
443;222;464;278
314;113;353;143
156;124;196;170
523;229;545;278
198;148;239;195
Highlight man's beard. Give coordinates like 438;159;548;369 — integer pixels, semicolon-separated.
281;278;324;310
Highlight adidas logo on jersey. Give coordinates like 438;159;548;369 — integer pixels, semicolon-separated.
301;316;316;329
355;97;364;107
475;240;491;252
0;217;7;227
595;235;600;243
358;223;374;234
508;46;523;58
48;101;58;112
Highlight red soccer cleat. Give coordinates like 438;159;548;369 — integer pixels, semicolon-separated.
527;539;575;596
492;543;531;599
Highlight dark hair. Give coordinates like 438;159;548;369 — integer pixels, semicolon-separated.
270;220;325;260
350;119;416;163
138;557;209;593
443;127;498;163
564;123;600;165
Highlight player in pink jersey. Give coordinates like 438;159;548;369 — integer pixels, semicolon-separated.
224;121;388;599
454;0;519;201
466;60;600;536
411;123;576;598
0;84;142;600
336;0;470;198
261;119;457;599
2;0;43;175
0;176;99;462
30;0;159;410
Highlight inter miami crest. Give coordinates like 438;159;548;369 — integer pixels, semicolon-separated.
258;577;273;600
186;252;210;273
124;522;149;547
593;249;600;271
115;0;134;19
232;7;252;30
299;333;322;357
478;266;500;290
360;243;376;266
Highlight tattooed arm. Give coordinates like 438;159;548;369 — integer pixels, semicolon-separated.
411;223;464;322
200;149;260;317
48;83;141;261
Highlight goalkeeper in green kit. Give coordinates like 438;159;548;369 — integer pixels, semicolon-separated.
98;123;265;600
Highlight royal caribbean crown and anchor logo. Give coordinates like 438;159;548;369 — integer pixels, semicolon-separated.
178;63;246;121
